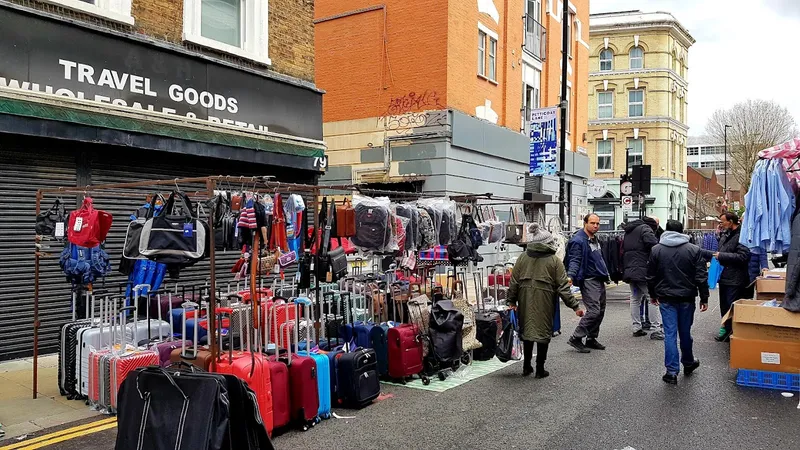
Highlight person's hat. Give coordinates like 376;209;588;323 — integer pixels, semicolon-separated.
527;223;554;245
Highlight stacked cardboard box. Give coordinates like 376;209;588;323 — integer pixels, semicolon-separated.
728;269;800;373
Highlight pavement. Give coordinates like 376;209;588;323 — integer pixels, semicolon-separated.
3;286;799;450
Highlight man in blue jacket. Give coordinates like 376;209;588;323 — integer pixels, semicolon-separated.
566;213;610;353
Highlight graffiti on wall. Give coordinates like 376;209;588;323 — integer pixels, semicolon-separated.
384;90;444;116
378;110;448;132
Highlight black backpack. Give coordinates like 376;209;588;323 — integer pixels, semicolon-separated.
351;203;392;251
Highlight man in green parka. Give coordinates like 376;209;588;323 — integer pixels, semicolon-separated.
508;223;585;378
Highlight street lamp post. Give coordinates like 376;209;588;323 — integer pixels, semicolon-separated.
724;124;732;204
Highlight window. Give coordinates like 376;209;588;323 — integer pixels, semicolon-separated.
567;14;574;57
701;146;726;156
600;49;613;71
628;90;644;117
183;0;271;65
627;138;643;167
701;161;728;170
687;147;699;156
43;0;133;24
478;31;486;76
597;140;612;171
598;91;613;119
630;46;644;69
527;0;541;20
488;37;497;81
689;162;699;168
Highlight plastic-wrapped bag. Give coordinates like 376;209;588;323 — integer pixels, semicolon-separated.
394;204;419;251
416;207;436;250
351;195;393;252
496;310;522;363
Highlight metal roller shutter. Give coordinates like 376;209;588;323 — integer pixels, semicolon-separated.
0;139;78;361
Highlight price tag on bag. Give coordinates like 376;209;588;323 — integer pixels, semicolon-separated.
73;217;83;232
55;222;65;238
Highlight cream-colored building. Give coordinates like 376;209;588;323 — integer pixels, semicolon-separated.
586;11;695;229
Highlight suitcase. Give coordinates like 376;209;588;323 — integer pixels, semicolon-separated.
126;284;172;347
295;298;333;420
58;290;92;398
487;264;512;286
473;271;501;361
264;302;292;432
387;324;425;381
213;304;274;437
148;291;193;367
77;295;122;398
169;301;214;370
275;305;319;430
336;347;380;408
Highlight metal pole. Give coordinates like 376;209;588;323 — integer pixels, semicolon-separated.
724;125;731;204
206;178;217;368
33;190;42;400
558;0;569;229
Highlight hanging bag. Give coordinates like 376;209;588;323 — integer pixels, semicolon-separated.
68;197;113;248
139;191;208;264
36;198;67;238
504;207;525;244
496;310;523;363
336;198;356;237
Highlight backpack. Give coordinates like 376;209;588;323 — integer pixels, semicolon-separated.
416;208;436;250
59;242;112;286
351;203;392;251
68;197;113;248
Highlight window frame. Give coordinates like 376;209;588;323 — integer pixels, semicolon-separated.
488;36;497;81
687;147;699;156
597;140;612;171
629;46;644;69
628;89;644;118
597;91;613;119
599;49;613;72
40;0;134;25
183;0;271;65
478;30;487;77
627;138;644;167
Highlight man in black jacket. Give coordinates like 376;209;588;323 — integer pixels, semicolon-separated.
647;220;709;385
623;218;663;339
714;212;751;342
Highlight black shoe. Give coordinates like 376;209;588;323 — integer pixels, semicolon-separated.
633;329;647;337
585;339;606;350
662;373;678;384
535;369;550;379
684;359;700;375
568;336;591;353
523;367;534;377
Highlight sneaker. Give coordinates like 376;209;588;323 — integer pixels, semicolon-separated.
714;329;732;342
585;339;606;350
650;331;665;340
633;329;647;337
662;373;678;385
568;336;591;353
684;359;700;375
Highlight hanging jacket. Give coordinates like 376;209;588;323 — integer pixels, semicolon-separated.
742;160;768;250
622;220;659;283
717;226;751;287
766;159;795;253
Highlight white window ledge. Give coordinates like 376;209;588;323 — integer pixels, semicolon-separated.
595;170;614;174
40;0;134;25
183;34;272;66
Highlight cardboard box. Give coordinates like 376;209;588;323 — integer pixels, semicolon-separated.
730;336;800;373
728;300;800;341
756;277;786;295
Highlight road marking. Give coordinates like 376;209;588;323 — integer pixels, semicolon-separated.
0;418;116;450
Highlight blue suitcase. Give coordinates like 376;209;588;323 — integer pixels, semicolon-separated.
369;323;392;377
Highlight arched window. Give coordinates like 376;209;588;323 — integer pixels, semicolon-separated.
630;47;644;69
600;49;613;71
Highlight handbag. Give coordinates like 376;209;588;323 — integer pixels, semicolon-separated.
36;198;67;238
139;191;208;265
278;250;297;267
68;197;113;247
259;249;281;274
504;207;527;244
496;310;523;363
336;198;356;237
327;247;348;282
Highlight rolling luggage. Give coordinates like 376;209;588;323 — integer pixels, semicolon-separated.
169;301;214;370
213;305;274;437
473;271;502;361
295;298;333;420
76;295;117;399
280;307;320;430
387;324;425;382
58;290;93;398
126;284;172;347
265;302;292;433
336;347;380;408
429;300;464;365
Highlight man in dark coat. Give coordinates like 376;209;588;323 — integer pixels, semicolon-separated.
647;220;709;385
565;213;610;353
714;212;751;341
623;217;663;339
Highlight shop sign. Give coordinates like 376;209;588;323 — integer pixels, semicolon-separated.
0;7;323;141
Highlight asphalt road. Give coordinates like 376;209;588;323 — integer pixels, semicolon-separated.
27;288;800;450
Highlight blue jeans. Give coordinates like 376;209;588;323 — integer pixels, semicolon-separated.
659;302;696;375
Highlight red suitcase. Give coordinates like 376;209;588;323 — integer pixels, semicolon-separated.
109;306;159;413
213;306;274;437
387;324;425;380
265;302;292;433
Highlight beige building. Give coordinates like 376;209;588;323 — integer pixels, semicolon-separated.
586;11;695;229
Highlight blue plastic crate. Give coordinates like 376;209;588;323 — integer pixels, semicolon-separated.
736;369;800;392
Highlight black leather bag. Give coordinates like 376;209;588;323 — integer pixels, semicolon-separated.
328;246;348;282
35;199;67;237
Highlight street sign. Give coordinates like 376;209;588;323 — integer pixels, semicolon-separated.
620;181;633;195
622;196;633;212
587;179;608;198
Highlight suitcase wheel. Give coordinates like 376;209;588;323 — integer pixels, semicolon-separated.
461;352;472;365
421;376;431;386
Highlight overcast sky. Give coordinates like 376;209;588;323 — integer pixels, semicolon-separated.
590;0;800;137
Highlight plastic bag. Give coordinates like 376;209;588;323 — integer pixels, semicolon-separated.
496;310;522;363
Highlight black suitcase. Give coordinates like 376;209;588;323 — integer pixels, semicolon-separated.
336;348;380;408
474;312;500;361
58;319;92;397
